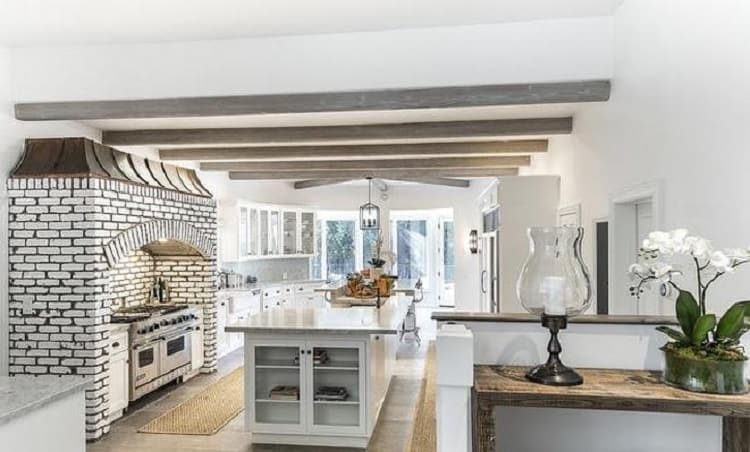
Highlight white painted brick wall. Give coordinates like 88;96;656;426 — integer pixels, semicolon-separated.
7;175;217;440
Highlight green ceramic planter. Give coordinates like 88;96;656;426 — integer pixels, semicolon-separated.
662;349;749;394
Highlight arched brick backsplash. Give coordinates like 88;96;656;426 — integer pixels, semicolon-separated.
104;219;215;268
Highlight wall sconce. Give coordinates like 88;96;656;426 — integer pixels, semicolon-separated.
469;229;478;254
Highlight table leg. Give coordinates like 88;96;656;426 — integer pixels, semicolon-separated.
472;393;496;452
723;417;750;452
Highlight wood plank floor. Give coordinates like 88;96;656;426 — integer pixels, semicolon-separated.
88;311;434;452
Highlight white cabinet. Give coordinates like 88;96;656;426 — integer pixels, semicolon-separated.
218;290;262;359
108;329;129;421
260;209;269;256
282;210;298;255
247;339;366;436
237;203;316;260
300;211;316;255
262;282;325;311
191;328;204;371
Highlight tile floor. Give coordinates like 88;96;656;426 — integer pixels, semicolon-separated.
88;307;439;452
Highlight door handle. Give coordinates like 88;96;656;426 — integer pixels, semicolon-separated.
481;270;487;294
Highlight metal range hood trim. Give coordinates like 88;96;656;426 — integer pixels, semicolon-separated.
11;137;212;198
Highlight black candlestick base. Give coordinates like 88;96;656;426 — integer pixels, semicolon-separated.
526;315;583;386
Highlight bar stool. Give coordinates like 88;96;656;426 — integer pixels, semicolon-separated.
399;279;424;345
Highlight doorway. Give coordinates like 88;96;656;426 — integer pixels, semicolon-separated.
390;209;455;308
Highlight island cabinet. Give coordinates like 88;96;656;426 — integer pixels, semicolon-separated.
245;335;394;448
227;301;405;448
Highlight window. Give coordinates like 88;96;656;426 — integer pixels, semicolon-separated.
325;220;356;279
362;229;379;268
443;221;455;284
394;220;428;283
313;211;378;280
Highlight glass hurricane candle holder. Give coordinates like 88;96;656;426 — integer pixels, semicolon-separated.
517;226;592;385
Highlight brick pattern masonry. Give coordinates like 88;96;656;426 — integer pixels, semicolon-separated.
7;176;217;440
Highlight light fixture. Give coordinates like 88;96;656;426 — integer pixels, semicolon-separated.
469;230;478;254
360;177;380;230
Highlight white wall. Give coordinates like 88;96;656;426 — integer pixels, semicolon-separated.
0;48;101;376
523;0;750;315
9;18;612;100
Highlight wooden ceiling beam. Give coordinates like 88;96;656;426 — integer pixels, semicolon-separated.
200;156;529;172
102;117;572;146
385;177;471;188
293;179;354;189
229;167;519;180
159;140;547;161
16;80;609;121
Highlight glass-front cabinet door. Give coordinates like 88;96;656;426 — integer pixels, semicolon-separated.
251;342;306;433
282;211;298;255
307;341;365;435
260;209;269;256
300;211;315;255
239;207;248;256
248;208;259;257
269;210;280;255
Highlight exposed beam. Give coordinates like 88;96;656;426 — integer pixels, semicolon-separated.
293;179;353;189
201;156;529;172
159;140;547;162
102;117;572;146
386;177;471;188
229;168;519;180
16;80;610;121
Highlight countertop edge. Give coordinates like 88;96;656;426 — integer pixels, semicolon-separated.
431;312;678;325
225;325;399;335
0;376;92;426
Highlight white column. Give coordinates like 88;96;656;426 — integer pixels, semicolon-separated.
436;323;474;452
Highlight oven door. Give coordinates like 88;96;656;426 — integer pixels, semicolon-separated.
160;330;192;374
131;339;161;392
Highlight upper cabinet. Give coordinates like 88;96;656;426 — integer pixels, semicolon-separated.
238;202;316;260
283;210;298;255
300;211;315;255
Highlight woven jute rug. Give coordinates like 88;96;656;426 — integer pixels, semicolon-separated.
406;342;437;452
138;367;244;435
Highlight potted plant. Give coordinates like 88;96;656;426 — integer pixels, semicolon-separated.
629;229;750;394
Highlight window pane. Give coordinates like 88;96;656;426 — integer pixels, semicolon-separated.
362;229;379;267
443;221;455;283
312;219;322;279
326;220;356;279
396;220;427;284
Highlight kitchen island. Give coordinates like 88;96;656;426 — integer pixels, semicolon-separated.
225;297;407;448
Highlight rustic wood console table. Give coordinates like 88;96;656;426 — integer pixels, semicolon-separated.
473;365;750;452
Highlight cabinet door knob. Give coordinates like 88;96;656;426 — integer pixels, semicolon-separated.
112;341;120;348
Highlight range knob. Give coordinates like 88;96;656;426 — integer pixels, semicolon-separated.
148;326;154;332
154;324;160;330
171;319;178;325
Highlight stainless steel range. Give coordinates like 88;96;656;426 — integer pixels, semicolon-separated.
111;304;201;401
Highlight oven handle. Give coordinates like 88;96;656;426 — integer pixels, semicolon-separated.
132;337;165;350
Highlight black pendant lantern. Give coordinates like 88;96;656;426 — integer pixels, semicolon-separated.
359;177;380;230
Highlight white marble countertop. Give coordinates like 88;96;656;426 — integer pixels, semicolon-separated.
225;298;407;335
0;375;92;425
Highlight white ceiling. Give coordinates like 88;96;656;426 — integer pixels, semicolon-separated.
0;0;623;47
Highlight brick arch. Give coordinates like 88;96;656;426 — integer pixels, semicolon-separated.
104;220;215;268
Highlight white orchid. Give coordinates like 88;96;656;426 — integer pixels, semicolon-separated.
685;236;711;260
631;229;750;318
710;250;734;273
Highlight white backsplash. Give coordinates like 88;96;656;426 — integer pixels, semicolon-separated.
223;257;311;282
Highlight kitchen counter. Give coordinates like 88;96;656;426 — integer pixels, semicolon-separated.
0;375;91;425
226;296;407;335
